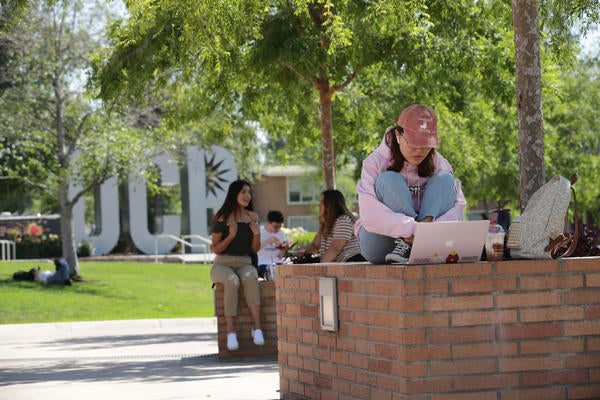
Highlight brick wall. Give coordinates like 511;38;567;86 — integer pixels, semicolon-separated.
214;281;278;360
276;258;600;399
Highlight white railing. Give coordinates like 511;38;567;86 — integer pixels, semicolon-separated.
154;234;212;263
0;239;16;261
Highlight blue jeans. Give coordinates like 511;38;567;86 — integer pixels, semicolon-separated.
358;171;456;264
48;258;71;284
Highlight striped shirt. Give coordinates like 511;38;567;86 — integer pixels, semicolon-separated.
320;214;361;262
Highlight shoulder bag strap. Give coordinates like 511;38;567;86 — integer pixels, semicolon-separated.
548;179;579;259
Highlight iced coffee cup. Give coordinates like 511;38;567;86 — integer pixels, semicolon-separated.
486;232;505;261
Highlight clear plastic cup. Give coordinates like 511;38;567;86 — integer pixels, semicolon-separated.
267;263;276;282
486;231;505;261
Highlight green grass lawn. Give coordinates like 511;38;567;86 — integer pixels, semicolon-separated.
0;260;215;324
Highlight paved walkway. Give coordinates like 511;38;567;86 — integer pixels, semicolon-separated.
0;318;280;400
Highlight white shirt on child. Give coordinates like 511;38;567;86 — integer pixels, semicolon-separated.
257;225;287;265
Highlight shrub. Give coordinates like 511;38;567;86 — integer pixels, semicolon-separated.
283;227;316;246
14;234;62;259
77;241;94;257
1;221;62;259
572;224;600;257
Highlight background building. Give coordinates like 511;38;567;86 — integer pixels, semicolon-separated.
252;166;320;232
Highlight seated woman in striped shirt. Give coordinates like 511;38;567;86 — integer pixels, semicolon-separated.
298;190;365;263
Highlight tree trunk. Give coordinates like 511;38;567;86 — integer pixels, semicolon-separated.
315;78;336;190
58;179;80;276
512;0;546;210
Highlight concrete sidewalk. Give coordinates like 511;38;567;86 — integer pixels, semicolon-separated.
0;318;280;400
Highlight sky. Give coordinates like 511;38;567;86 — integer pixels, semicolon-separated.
579;27;600;57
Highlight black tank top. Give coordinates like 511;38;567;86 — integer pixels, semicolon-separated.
212;221;254;256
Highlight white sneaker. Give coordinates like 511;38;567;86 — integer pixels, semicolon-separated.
385;238;412;264
251;328;265;346
226;332;239;350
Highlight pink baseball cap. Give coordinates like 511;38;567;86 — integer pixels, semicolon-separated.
394;104;439;148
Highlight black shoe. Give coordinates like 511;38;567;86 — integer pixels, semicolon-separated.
385;238;412;264
64;279;72;286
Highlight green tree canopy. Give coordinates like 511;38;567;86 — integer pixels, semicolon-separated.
0;0;157;269
93;1;521;191
544;57;600;223
0;0;29;96
92;0;600;223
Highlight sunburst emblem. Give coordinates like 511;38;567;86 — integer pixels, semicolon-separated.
205;152;232;197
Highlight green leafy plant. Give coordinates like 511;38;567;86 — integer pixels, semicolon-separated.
572;224;600;257
3;224;62;259
77;241;94;257
283;227;316;246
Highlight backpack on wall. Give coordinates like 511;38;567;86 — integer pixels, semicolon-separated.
507;174;579;259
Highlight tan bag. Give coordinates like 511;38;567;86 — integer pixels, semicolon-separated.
507;174;579;259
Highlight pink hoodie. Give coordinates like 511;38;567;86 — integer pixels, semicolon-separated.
355;133;466;239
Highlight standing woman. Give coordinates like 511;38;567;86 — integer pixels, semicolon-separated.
299;190;365;263
211;179;264;351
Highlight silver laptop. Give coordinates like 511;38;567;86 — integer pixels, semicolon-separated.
405;220;490;265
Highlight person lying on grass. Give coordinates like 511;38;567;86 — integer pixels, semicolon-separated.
12;258;72;285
